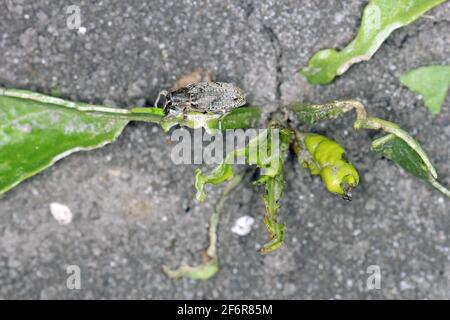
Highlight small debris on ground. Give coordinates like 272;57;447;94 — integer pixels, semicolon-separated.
49;202;73;225
173;69;213;90
231;215;255;236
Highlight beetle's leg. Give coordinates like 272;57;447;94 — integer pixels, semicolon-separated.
155;90;169;108
216;108;229;122
181;106;189;120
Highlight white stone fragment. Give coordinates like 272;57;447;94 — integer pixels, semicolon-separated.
231;215;255;236
77;26;87;35
50;202;73;225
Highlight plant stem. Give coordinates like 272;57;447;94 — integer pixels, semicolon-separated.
1;88;262;131
163;172;246;280
1;87;165;123
206;172;245;258
429;177;450;199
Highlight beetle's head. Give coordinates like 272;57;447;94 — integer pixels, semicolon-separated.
229;85;247;108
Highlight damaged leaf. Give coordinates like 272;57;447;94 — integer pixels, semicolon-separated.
302;0;446;85
160;106;262;134
0;89;129;194
372;133;450;197
353;115;448;197
354;116;437;179
195;126;293;253
163;173;245;280
195;127;287;202
257;169;285;254
288;100;356;124
162;259;219;281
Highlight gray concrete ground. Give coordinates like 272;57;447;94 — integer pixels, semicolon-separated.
0;0;449;299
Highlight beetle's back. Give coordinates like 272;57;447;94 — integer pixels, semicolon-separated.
166;81;246;114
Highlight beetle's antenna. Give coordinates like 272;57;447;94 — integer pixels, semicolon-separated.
154;90;168;108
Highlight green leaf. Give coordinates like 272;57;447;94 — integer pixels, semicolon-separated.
372;133;450;198
354;116;438;179
195;164;235;202
216;106;262;131
400;65;450;114
0;88;261;195
302;0;446;85
0;90;129;194
372;133;429;180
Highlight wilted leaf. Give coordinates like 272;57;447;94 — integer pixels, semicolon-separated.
162;259;219;281
160;106;262;134
302;0;446;85
195;128;286;202
400;65;450;114
163;173;245;280
258;129;292;254
372;133;429;179
372;133;450;197
288;100;355;124
257;170;285;254
195;126;293;253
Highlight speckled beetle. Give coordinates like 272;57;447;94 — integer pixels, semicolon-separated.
155;81;247;116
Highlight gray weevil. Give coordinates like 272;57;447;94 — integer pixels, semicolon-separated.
155;82;247;116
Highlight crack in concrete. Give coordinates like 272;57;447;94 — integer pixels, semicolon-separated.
392;19;450;49
261;24;284;109
242;0;255;19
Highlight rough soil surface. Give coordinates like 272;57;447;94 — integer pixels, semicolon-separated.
0;0;449;299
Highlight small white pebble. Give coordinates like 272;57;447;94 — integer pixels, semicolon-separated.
50;202;73;225
231;215;255;236
77;26;87;35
